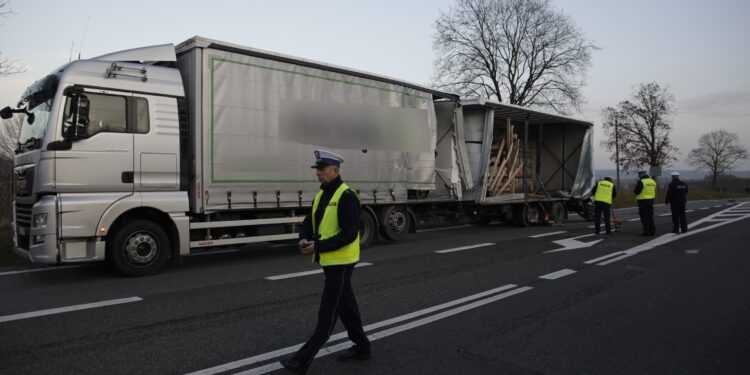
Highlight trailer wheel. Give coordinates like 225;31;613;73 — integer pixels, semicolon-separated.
550;203;567;224
513;205;536;227
359;210;377;248
578;199;595;221
380;205;411;240
108;219;170;277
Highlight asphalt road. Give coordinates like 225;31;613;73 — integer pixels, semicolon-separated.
1;199;749;375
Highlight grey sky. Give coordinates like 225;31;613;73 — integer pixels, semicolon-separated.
2;0;749;170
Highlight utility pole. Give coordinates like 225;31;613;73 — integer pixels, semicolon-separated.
614;117;620;191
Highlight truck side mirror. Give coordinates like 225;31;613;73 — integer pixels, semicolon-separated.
0;106;12;119
63;93;91;140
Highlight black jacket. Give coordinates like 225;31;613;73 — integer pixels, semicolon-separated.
665;178;688;205
299;175;361;255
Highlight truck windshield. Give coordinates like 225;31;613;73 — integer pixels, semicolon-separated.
16;74;59;151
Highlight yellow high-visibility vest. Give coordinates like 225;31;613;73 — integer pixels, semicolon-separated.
594;180;614;204
312;183;360;266
636;178;657;200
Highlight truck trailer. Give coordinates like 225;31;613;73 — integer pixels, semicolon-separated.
3;36;594;276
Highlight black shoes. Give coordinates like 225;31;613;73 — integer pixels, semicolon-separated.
280;358;308;374
337;346;371;361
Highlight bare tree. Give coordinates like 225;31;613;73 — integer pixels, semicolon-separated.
688;130;748;190
432;0;598;113
601;82;678;173
1;0;25;76
0;116;22;158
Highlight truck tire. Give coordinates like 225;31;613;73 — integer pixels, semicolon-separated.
380;205;411;241
512;205;535;227
550;203;567;224
108;219;170;277
359;210;377;249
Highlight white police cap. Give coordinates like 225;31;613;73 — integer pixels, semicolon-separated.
311;149;344;168
671;171;680;176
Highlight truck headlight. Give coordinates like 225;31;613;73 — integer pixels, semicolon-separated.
33;213;48;229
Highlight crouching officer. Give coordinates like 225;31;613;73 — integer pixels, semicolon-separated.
281;150;371;374
591;176;617;235
634;171;657;236
665;171;689;233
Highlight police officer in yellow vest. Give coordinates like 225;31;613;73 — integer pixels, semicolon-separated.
634;170;657;236
591;177;617;235
282;150;371;374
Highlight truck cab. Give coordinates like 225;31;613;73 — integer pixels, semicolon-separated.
4;45;189;275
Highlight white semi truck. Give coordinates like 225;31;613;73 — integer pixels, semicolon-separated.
3;36;594;276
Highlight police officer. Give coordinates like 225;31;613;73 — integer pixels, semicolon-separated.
591;176;617;235
634;170;657;236
281;150;371;374
665;171;689;233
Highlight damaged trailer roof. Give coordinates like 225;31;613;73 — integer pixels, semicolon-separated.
462;99;593;127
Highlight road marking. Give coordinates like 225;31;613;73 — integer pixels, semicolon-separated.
628;218;641;222
435;242;495;254
232;286;534;375
685;250;700;254
585;202;749;266
714;205;723;208
186;284;523;375
0;297;142;324
418;224;475;233
265;263;372;280
539;269;577;280
659;213;672;216
685;210;694;213
529;231;567;238
699;207;709;210
544;234;602;253
0;265;88;277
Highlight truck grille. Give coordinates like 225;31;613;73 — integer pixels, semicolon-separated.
15;202;33;250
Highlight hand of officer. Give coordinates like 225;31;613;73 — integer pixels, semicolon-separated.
300;241;316;254
298;239;309;249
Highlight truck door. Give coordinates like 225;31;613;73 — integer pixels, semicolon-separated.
56;90;134;194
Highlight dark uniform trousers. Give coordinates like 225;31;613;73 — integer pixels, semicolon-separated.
638;199;656;235
671;201;688;233
594;201;612;234
293;264;370;365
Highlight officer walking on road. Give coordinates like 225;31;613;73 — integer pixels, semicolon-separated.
634;171;657;236
591;176;617;235
281;150;371;374
665;171;689;233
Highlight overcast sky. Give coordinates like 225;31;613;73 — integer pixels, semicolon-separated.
1;0;749;170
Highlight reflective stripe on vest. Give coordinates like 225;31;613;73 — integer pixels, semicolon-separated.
594;180;614;204
312;183;360;266
636;178;657;200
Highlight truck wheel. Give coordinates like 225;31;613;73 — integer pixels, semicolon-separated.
550;203;567;224
380;205;411;240
108;219;170;277
513;205;533;227
359;210;377;249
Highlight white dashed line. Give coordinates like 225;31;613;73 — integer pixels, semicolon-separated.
435;243;495;254
0;297;143;324
628;218;641;222
0;265;88;277
265;263;372;280
539;269;577;280
529;231;567;238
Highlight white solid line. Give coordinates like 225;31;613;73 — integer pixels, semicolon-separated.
659;213;671;216
628;218;641;222
234;286;534;375
539;269;577;280
0;265;88;277
435;242;495;254
417;224;475;233
685;210;694;213
0;297;142;324
584;251;625;264
529;231;567;238
265;263;372;280
185;284;519;375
